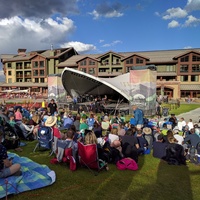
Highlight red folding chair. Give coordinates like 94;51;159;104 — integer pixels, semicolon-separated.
50;139;76;171
78;142;108;175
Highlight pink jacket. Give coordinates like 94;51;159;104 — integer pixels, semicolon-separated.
15;111;22;120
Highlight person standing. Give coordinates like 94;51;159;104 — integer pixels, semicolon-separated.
132;105;144;127
48;99;58;116
41;99;47;109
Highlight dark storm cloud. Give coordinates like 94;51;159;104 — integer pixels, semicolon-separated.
95;2;125;15
0;0;79;19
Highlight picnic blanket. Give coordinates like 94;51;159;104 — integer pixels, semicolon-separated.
0;152;56;199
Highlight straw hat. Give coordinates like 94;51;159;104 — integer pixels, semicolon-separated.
45;116;57;127
143;127;152;135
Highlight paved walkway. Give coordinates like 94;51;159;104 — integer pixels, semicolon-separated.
175;107;200;124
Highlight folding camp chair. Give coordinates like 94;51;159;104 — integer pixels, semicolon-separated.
33;126;53;156
78;142;108;175
50;139;76;171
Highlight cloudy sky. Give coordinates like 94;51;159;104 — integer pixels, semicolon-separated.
0;0;200;80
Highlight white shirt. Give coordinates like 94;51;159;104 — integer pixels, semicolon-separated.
187;122;194;130
174;134;184;145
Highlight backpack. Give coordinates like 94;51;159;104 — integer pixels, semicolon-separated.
116;158;138;171
2;130;20;150
163;143;186;165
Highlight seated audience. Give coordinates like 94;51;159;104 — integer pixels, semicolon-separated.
137;129;148;154
0;131;21;178
117;123;126;137
93;121;103;138
15;108;22;122
143;127;153;150
45;116;64;139
108;128;119;144
121;128;139;163
153;134;168;159
183;128;200;148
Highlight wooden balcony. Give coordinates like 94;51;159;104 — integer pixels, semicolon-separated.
16;74;23;78
16;66;23;70
98;71;123;77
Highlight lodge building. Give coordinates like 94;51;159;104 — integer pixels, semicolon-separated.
1;48;200;99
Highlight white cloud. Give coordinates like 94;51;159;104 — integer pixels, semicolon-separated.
99;39;104;43
0;0;79;19
185;0;200;11
184;46;193;49
154;12;160;17
168;20;180;28
102;40;122;47
90;9;123;19
0;16;75;54
89;10;100;20
184;15;200;27
89;2;125;20
163;7;188;20
60;41;96;53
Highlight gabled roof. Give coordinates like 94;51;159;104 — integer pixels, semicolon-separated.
76;56;99;63
121;53;150;61
57;54;101;67
1;47;76;62
173;50;200;59
96;51;125;59
57;48;200;67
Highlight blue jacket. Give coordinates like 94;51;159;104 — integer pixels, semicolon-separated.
134;108;144;125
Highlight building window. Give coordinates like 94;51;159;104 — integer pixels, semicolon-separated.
40;78;45;83
180;75;188;82
136;58;143;64
35;78;39;83
191;75;199;82
89;60;95;65
40;70;45;76
40;61;44;68
33;70;38;76
89;68;95;74
126;58;133;64
126;67;131;72
80;60;87;66
80;68;86;73
7;63;12;68
192;55;200;62
103;60;109;65
99;68;107;72
192;64;200;72
8;78;12;83
166;65;176;72
33;61;38;68
180;65;188;72
180;56;189;62
8;71;12;76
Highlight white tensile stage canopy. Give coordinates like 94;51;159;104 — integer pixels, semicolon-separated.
61;67;157;115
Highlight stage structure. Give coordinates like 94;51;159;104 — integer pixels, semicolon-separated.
48;74;66;102
61;66;157;115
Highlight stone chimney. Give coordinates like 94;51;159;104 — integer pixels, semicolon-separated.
17;48;27;56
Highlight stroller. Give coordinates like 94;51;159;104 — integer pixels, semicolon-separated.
1;122;20;150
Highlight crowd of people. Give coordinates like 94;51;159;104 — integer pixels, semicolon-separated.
1;99;200;179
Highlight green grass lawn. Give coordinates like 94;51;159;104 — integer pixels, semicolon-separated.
162;103;200;116
6;104;200;200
